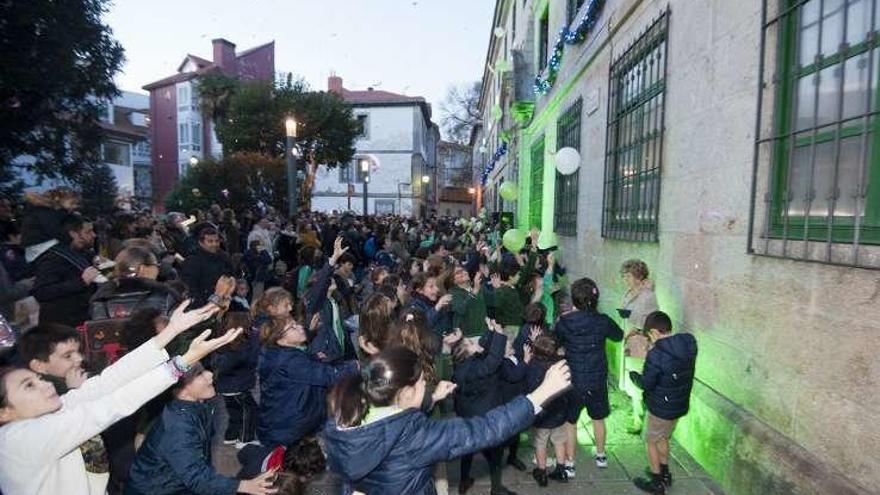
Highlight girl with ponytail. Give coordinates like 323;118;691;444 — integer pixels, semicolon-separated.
321;346;573;495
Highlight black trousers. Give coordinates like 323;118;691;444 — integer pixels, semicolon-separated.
460;446;503;489
102;414;138;495
223;391;257;442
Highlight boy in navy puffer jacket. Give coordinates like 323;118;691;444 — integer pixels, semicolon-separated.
629;311;697;495
553;277;623;476
212;313;260;447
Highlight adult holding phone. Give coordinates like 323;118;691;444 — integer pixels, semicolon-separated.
618;259;658;434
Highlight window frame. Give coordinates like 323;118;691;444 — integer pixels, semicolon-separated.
601;10;669;242
529;136;545;229
538;7;550;72
555;98;582;236
768;0;880;244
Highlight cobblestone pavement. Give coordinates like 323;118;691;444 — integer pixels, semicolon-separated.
213;391;725;495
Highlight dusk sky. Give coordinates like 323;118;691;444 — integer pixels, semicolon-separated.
105;0;495;112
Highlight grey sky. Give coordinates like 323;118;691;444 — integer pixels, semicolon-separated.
106;0;494;115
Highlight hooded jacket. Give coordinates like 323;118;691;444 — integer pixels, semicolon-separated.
125;399;238;495
321;396;536;495
452;331;506;418
632;333;698;420
553;309;623;390
257;345;357;448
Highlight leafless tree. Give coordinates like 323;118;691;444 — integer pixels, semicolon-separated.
439;81;482;145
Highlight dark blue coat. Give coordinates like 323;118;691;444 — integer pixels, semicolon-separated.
125;400;238;495
452;331;506;417
498;356;528;402
632;333;698;421
407;293;453;336
553;310;623;390
526;360;575;429
212;328;260;394
321;396;536;495
257;345;357;448
305;262;356;363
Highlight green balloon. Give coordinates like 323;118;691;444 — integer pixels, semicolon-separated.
502;228;527;252
499;182;518;201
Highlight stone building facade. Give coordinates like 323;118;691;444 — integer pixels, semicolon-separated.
476;0;880;493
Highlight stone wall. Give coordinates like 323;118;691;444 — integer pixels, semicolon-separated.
518;0;880;492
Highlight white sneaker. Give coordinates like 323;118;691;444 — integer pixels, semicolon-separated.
595;454;608;468
564;463;576;478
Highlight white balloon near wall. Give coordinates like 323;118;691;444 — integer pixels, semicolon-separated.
555;147;581;175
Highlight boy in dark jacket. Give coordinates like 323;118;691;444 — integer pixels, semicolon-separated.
125;364;274;495
629;311;697;494
526;334;576;486
451;320;516;495
212;315;260;447
553;277;623;476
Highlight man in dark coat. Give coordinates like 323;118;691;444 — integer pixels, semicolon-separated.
31;214;100;327
179;227;233;306
630;311;697;494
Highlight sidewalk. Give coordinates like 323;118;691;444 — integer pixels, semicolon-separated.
214;391;726;495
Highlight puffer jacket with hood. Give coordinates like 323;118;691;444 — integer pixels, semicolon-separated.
553;309;623;390
321;395;536;495
632;333;698;420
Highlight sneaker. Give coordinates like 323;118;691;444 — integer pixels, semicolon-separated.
595;454;608;468
547;465;569;483
506;455;527;472
532;468;548;487
633;474;666;494
564;462;576;479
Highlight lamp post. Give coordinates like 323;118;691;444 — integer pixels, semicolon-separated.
468;187;476;216
420;174;430;218
285;117;298;218
360;158;370;215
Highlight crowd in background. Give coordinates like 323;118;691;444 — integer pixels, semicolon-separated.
0;187;696;495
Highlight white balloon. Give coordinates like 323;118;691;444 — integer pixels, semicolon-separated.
555;147;581;175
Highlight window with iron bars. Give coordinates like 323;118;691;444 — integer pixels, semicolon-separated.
750;0;880;268
556;99;582;236
602;11;668;242
530;137;545;229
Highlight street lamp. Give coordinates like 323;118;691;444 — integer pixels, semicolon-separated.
468;187;477;216
285;117;298;217
421;175;430;184
189;156;199;168
360;158;370;215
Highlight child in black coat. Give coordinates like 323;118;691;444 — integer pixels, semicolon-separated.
526;334;576;486
212;312;260;447
452;319;514;495
629;311;697;494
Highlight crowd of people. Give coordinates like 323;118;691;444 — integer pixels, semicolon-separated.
0;188;697;495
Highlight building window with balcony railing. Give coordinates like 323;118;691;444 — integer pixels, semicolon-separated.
602;11;668;242
750;0;880;268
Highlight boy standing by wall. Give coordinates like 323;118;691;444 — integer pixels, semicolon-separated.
630;311;698;494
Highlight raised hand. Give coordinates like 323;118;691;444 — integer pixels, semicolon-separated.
489;273;502;289
442;328;463;347
238;469;278;495
529;360;572;406
329;237;349;265
155;300;219;349
213;276;236;299
435;294;453;310
431;380;457;403
181;327;243;366
485;318;504;334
